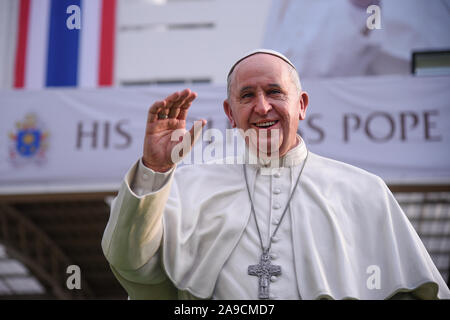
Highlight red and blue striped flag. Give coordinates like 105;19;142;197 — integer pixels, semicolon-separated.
14;0;116;89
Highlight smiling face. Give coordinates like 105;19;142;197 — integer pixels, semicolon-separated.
223;53;308;158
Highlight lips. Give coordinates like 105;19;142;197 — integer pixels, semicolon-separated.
252;120;279;129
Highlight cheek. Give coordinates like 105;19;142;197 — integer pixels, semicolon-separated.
280;112;294;129
234;109;250;127
239;112;250;125
279;113;298;137
243;109;255;123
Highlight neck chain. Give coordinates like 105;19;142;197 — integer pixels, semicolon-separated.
243;150;308;253
244;150;309;299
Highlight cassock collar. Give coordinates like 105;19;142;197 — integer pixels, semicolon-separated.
245;135;308;169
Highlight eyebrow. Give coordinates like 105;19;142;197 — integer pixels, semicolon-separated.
239;86;254;95
238;83;283;95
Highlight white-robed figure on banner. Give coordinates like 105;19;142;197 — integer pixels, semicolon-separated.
263;0;450;77
101;49;450;300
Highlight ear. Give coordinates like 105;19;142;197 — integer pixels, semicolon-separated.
223;99;237;128
298;91;309;120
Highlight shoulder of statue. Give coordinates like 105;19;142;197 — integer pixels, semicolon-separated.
305;152;387;197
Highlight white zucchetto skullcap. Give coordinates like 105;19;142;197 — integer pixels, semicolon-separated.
227;49;297;79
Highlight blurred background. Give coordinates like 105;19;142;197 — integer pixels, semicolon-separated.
0;0;449;299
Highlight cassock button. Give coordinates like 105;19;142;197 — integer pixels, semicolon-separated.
270;253;278;260
272;218;280;225
270;276;278;282
273;188;281;194
272;236;280;243
269;294;277;300
273;172;281;178
273;203;281;210
142;173;149;180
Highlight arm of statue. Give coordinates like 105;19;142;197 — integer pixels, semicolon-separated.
101;159;173;275
101;159;176;298
101;89;206;299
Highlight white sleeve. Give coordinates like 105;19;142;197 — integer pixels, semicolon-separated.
130;158;174;196
101;159;175;287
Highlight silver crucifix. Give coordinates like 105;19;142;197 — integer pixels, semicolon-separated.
248;251;281;299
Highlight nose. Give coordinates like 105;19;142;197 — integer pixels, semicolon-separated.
254;93;271;115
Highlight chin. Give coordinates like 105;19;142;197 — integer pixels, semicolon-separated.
256;137;282;158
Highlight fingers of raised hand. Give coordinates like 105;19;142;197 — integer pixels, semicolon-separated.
148;89;197;123
148;100;166;123
168;89;197;119
166;90;186;118
148;91;181;123
176;91;197;120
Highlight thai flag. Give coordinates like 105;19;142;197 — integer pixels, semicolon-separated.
14;0;116;89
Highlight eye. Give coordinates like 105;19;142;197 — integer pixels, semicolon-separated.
268;89;282;95
241;92;254;99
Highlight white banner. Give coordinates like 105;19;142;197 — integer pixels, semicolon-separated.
1;75;449;194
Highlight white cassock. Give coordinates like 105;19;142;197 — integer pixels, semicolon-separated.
101;137;450;299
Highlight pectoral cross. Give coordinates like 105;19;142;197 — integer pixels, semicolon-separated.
248;251;281;299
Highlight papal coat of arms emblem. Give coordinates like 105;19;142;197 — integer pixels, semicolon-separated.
8;113;49;166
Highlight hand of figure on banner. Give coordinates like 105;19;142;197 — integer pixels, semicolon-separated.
143;89;207;172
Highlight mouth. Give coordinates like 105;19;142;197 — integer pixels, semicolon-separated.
252;120;279;129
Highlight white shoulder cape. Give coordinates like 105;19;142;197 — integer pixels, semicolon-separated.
161;152;449;299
